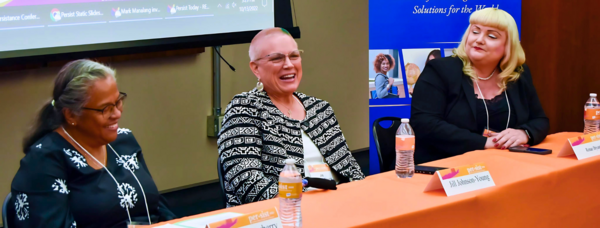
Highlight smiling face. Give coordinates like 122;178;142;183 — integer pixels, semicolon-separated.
465;24;508;65
73;76;123;145
249;33;302;96
380;58;390;73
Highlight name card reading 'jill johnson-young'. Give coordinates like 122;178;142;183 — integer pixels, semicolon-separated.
205;207;283;228
558;132;600;160
424;163;496;196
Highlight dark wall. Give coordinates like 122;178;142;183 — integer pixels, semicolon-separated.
522;0;600;134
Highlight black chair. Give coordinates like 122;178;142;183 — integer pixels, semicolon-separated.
217;156;227;208
3;192;11;228
372;117;403;173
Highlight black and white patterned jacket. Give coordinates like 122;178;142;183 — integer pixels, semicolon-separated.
217;89;365;207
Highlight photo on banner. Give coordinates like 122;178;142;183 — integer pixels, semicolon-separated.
368;0;521;175
369;49;406;99
401;48;442;97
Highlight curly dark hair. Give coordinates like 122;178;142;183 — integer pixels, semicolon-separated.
373;53;395;73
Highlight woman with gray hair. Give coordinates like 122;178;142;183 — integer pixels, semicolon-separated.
8;60;175;227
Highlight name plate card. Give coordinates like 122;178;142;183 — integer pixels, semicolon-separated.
424;163;496;196
558;132;600;160
206;207;283;228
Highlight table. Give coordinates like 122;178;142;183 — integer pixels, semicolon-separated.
152;132;600;227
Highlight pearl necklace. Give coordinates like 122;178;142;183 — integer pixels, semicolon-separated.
478;69;496;81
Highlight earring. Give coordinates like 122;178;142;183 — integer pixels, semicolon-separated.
255;80;264;92
71;123;75;126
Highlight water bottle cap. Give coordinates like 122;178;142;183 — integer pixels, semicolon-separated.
591;93;597;97
401;118;410;123
284;159;296;165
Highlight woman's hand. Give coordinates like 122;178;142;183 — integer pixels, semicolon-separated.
388;77;395;85
491;128;529;149
484;137;496;149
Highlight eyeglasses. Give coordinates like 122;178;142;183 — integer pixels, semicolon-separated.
81;92;127;119
253;50;304;64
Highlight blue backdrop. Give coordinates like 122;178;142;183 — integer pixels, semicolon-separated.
368;0;521;174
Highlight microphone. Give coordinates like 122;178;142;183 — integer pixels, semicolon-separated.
302;177;337;190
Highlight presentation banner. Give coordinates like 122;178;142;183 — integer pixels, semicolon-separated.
368;0;521;174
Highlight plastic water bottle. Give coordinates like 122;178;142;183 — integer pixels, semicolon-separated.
395;118;415;178
279;159;302;228
584;93;600;134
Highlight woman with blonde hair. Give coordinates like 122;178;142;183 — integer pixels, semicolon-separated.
410;8;549;164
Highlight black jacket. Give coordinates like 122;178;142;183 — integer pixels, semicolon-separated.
410;57;549;164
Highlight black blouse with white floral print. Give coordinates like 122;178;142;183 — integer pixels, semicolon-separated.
9;128;176;228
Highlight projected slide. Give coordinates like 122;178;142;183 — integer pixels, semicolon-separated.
1;0;134;7
0;0;274;54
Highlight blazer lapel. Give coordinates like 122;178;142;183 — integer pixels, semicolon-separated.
505;82;523;125
461;76;477;122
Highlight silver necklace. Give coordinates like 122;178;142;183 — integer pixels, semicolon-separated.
275;96;303;117
474;81;511;132
478;69;496;81
61;127;152;225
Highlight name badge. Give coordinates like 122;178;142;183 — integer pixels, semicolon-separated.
306;164;334;180
482;128;498;137
558;132;600;160
424;163;496;196
206;207;283;228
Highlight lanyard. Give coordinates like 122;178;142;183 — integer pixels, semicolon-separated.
62;127;152;225
474;81;511;132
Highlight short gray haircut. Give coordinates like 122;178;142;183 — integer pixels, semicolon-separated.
248;27;295;61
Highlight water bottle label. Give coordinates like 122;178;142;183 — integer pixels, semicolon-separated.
584;109;600;120
395;135;415;151
279;182;302;198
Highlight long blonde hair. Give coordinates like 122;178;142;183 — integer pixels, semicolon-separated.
454;8;525;90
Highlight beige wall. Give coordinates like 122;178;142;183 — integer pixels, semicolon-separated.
0;0;368;218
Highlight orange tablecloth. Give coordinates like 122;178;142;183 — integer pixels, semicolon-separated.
153;132;600;227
